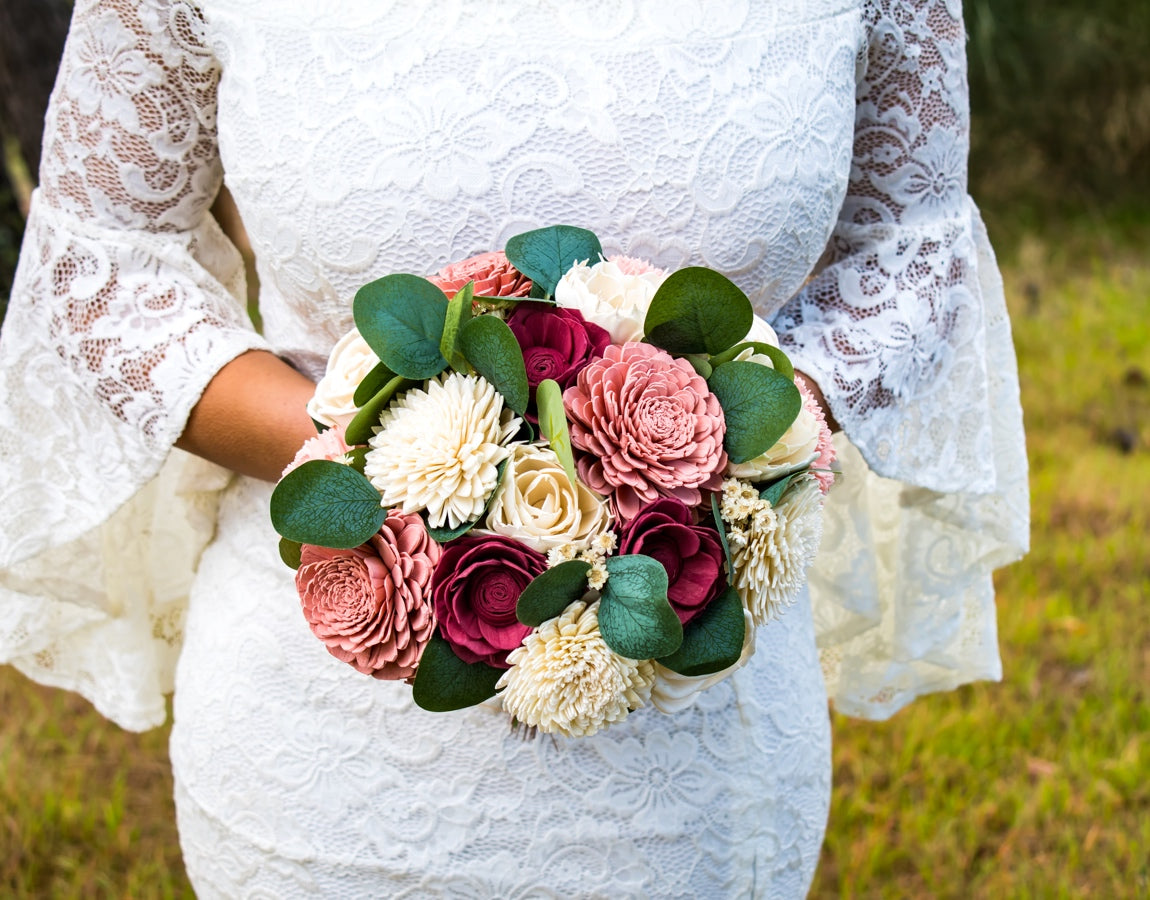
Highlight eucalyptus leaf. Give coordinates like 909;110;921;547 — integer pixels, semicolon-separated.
759;472;802;508
353;273;449;379
270;459;386;549
643;267;753;356
711;493;734;577
708;341;795;380
353;360;397;407
440;282;474;371
412;632;503;712
459;315;530;416
278;537;303;570
516;559;591;626
424;458;508;543
707;360;802;464
598;555;683;660
658;586;745;676
344;375;416;446
535;378;577;486
346;446;370;474
505;225;603;298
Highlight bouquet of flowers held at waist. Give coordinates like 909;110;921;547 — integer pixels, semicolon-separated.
270;225;835;737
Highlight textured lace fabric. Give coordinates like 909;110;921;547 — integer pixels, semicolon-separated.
0;0;1027;894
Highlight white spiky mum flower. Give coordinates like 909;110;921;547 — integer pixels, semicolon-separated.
728;474;824;623
364;373;520;529
497;600;654;738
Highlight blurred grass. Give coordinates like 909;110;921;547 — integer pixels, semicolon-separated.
1;213;1147;896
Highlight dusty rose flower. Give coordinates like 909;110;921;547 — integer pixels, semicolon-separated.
281;427;354;479
431;534;547;668
803;382;837;494
606;254;665;277
427;250;532;298
506;302;611;408
617;498;726;625
564;342;728;520
295;510;441;680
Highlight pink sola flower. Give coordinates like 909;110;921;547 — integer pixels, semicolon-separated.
798;381;836;494
607;253;665;277
427;250;532;298
564;342;727;521
282;427;354;479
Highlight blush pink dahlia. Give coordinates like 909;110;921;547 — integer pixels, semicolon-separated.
427;250;532;298
800;382;837;494
281;427;354;479
295;510;441;680
563;342;727;520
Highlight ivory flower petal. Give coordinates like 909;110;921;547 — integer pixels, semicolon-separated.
497;600;654;738
307;328;381;429
477;444;611;552
364;373;520;529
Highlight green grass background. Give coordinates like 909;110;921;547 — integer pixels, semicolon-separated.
2;2;1150;896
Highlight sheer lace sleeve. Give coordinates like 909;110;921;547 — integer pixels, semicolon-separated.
771;0;1030;717
0;0;268;730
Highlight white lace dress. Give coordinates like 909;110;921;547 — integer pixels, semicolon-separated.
0;0;1029;896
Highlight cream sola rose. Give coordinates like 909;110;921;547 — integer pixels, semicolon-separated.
364;373;521;529
497;600;655;738
554;257;667;344
307;327;381;429
476;444;611;553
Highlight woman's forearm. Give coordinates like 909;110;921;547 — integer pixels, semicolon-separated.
176;349;317;482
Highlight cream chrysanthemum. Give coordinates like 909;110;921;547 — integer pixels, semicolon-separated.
497;600;654;738
364;373;520;529
725;474;823;623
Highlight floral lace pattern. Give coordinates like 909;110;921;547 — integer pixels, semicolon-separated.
0;0;1028;894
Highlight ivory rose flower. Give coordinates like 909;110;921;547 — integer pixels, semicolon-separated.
478;444;611;553
307;328;381;429
364;373;520;530
564;342;727;520
427;250;532;298
295;510;440;680
554;258;667;344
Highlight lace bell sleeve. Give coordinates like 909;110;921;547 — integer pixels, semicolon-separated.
770;0;1030;718
0;0;268;730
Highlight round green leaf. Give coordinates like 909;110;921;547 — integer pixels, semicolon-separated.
344;375;416;446
353;360;397;407
710;493;734;577
658;586;746;676
412;632;503;712
269;459;386;549
505;225;603;298
517;560;592;626
353;273;449;379
708;341;795;380
643;267;754;355
278;537;303;570
598;555;683;660
536;378;576;486
459;314;530;416
707;359;802;464
439;282;474;371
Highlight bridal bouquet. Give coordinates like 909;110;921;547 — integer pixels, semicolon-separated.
270;226;834;737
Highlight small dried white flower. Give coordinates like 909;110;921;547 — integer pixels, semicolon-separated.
728;475;824;623
364;373;520;529
497;600;654;738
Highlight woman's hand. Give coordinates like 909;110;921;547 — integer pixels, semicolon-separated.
176;350;317;482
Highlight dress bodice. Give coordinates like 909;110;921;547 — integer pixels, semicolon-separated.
202;0;863;376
